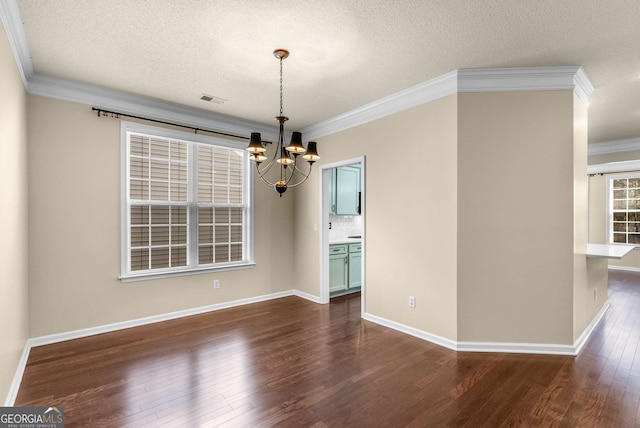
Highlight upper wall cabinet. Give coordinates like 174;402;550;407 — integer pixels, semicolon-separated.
330;165;361;215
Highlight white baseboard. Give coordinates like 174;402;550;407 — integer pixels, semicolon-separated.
572;302;610;355
5;290;309;406
364;302;610;356
456;341;576;355
292;289;322;304
3;342;31;406
27;291;295;348
608;265;640;273
362;313;458;351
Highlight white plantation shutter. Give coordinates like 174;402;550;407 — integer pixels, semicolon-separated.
123;127;251;279
197;145;246;265
197;145;244;204
611;176;640;245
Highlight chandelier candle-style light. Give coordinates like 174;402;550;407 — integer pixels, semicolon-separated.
246;49;320;196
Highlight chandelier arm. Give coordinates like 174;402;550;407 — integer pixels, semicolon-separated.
285;163;313;188
281;157;301;186
255;163;278;187
292;159;313;176
256;151;279;175
286;172;312;188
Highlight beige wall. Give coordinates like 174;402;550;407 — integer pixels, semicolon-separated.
0;24;29;402
457;91;575;344
27;95;295;337
604;250;640;270
295;96;459;341
606;256;640;271
589;150;640;165
296;88;601;347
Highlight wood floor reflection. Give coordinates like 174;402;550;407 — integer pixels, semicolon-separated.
16;272;640;427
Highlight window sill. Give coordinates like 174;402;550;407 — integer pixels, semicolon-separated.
120;262;256;283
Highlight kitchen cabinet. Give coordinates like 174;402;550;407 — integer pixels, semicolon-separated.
348;243;361;289
330;242;361;296
329;166;361;215
329;244;349;293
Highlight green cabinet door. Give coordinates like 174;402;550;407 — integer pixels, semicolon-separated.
348;243;361;289
329;244;348;293
336;166;360;215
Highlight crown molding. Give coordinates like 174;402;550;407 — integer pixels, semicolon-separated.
25;66;595;144
457;66;594;106
588;137;640;156
27;73;280;141
302;66;594;140
301;70;458;141
572;67;595;106
0;0;33;85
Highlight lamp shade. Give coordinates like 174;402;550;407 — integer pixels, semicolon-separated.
276;147;294;165
246;132;266;154
302;141;320;163
285;131;306;154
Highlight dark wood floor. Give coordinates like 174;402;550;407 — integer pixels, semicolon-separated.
16;271;640;427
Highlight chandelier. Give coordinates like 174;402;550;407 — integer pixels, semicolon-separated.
246;49;320;196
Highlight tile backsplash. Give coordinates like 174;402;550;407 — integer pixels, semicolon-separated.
329;215;363;240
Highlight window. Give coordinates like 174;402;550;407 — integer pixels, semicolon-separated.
121;123;253;281
609;174;640;245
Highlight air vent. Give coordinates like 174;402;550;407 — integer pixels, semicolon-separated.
200;94;227;104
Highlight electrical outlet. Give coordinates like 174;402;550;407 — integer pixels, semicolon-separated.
593;288;598;300
214;279;220;289
409;296;416;308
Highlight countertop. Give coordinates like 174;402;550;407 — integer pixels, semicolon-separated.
329;238;362;245
586;243;635;259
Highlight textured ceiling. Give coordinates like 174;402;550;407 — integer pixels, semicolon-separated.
14;0;640;143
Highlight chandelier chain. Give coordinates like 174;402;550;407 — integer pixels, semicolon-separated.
279;57;284;115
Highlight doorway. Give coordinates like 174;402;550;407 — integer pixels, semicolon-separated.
320;157;365;317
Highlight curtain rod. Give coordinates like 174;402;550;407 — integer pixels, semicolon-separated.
588;169;640;177
92;107;263;142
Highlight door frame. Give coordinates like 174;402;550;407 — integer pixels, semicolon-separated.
319;156;366;317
